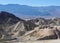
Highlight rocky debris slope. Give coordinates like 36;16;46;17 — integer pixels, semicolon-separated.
20;18;60;41
21;25;60;41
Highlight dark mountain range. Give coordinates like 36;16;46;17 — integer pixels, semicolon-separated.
0;4;60;19
0;11;24;25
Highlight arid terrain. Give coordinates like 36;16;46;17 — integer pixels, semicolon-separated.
0;11;60;43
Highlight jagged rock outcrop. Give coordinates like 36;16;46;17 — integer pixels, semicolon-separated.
28;18;60;26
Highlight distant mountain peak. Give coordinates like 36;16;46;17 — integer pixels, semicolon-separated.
0;4;60;19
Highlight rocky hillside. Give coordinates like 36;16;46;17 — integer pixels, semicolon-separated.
0;11;60;41
0;11;36;40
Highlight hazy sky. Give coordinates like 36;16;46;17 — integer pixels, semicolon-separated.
0;0;60;6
